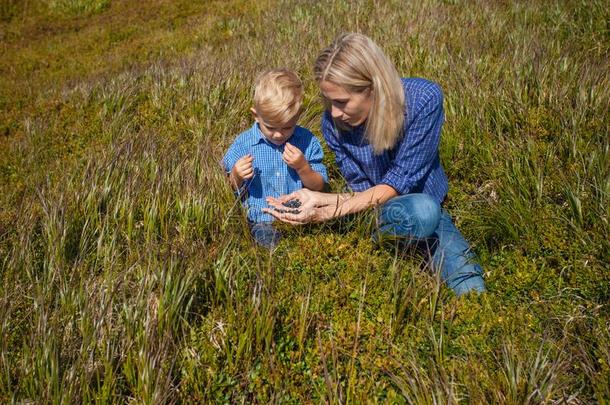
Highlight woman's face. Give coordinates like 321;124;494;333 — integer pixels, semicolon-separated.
319;80;372;127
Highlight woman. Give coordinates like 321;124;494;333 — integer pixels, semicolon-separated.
264;33;485;296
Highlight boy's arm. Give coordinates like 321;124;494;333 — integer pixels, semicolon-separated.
296;165;325;191
283;142;326;191
227;155;254;192
228;168;244;191
223;137;253;193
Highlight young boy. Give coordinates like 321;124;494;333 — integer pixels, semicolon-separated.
222;68;328;249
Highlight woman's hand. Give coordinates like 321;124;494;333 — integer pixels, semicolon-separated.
264;185;398;225
263;189;331;224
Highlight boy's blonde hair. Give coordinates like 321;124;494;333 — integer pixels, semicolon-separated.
314;33;405;154
253;68;303;124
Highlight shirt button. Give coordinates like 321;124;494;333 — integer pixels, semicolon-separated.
276;172;280;176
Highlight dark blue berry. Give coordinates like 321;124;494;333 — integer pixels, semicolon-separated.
282;199;302;208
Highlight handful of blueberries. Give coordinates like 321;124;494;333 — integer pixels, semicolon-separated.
273;199;302;214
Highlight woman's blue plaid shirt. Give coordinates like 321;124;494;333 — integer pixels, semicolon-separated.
322;77;449;204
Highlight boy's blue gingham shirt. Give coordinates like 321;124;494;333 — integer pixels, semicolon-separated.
322;78;449;204
223;123;328;223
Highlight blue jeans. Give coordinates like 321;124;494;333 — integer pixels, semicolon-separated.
250;222;281;249
377;193;486;296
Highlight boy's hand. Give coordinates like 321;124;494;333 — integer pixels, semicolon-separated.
282;142;308;172
231;154;254;183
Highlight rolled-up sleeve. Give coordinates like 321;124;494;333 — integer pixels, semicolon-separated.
381;84;444;195
306;136;328;183
321;113;371;191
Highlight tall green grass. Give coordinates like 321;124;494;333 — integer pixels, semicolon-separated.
1;0;608;401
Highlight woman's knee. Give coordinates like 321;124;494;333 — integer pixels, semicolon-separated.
379;194;441;238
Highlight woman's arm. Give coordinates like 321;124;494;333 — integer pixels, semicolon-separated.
264;184;397;224
323;184;397;218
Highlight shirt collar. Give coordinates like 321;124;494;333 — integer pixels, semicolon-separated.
247;122;286;149
248;122;270;146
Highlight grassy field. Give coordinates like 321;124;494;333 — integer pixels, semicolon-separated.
1;0;608;402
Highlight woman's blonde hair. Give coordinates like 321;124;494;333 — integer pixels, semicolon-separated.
253;68;303;125
314;33;405;153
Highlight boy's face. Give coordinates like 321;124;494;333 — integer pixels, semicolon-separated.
251;108;299;146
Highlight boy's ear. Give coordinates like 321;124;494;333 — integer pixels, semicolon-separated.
250;108;259;122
